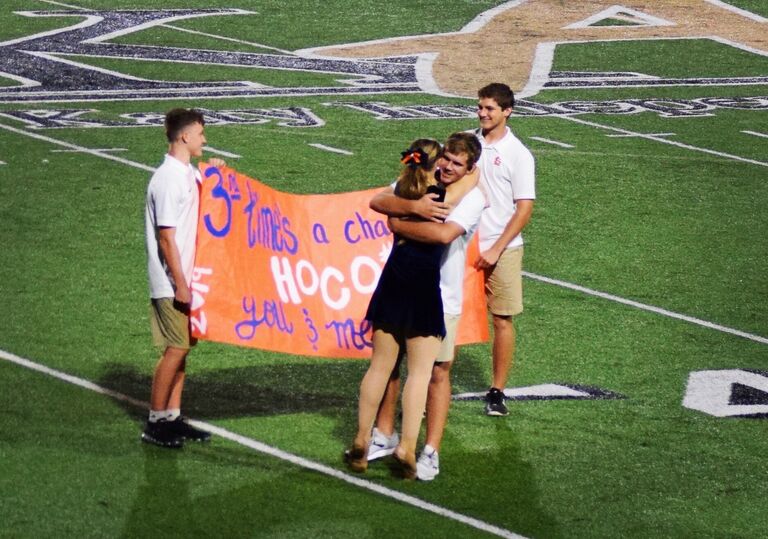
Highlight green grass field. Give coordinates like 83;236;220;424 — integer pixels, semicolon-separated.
1;1;767;537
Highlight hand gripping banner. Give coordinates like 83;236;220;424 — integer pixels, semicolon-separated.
190;163;489;358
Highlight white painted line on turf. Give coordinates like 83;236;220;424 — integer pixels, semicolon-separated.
606;132;675;138
51;148;127;153
524;271;768;345
159;24;295;56
36;0;90;10
0;348;527;539
0;349;149;409
529;136;573;148
742;130;768;139
555;115;768;168
204;145;241;159
704;0;768;23
308;143;354;155
0;121;155;172
34;0;267;58
5;123;766;346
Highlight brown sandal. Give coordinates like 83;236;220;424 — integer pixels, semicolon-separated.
343;444;368;473
393;447;417;480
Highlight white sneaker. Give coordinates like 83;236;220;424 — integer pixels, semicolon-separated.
416;445;439;481
367;428;398;461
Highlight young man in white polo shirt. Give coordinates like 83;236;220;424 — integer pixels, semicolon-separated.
143;108;224;448
474;83;536;416
366;132;485;480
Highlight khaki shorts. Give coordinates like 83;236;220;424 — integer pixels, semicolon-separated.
150;297;196;349
485;246;524;316
435;314;460;363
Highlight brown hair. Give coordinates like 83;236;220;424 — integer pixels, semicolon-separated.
443;132;482;169
395;139;442;200
478;82;515;110
164;108;205;142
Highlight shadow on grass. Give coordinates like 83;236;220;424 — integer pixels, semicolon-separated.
99;337;494;425
447;421;563;539
99;359;365;420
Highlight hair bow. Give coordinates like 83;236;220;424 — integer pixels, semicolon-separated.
400;148;428;169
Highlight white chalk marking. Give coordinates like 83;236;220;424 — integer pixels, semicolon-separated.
51;147;127;153
529;136;573;148
524;271;768;345
204;145;241;159
555;114;768;167
308;143;354;155
704;0;768;23
606;132;675;138
35;0;90;10
563;5;675;29
0;120;155;172
742;130;768;139
160;24;294;56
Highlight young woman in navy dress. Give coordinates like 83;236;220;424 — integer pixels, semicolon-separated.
346;139;446;478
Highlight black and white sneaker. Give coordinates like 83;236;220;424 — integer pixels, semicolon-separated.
168;416;211;442
484;387;509;416
141;419;184;448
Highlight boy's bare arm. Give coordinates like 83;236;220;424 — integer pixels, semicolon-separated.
370;186;451;222
388;217;464;245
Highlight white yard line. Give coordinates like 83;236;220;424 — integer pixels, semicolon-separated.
51;147;127;153
556;114;768;167
524;272;768;345
529;136;573;148
308;143;354;155
742;130;768;139
0;348;526;539
606;132;675;138
204;145;241;159
0;121;155;172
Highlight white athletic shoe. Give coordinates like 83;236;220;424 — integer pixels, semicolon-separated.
367;428;398;461
416;445;439;481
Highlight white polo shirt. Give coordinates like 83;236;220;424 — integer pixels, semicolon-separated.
145;154;201;299
474;127;536;251
440;187;485;315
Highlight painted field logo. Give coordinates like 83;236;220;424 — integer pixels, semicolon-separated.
683;369;768;418
0;2;766;103
0;9;418;103
453;384;623;402
307;0;768;97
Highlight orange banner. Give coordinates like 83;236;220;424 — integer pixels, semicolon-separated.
190;164;488;358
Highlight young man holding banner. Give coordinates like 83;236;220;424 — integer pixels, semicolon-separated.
142;108;224;448
366;132;485;480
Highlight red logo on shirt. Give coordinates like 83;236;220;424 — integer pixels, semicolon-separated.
494;156;502;166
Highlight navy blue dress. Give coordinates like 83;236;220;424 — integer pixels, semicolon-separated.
365;229;446;339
